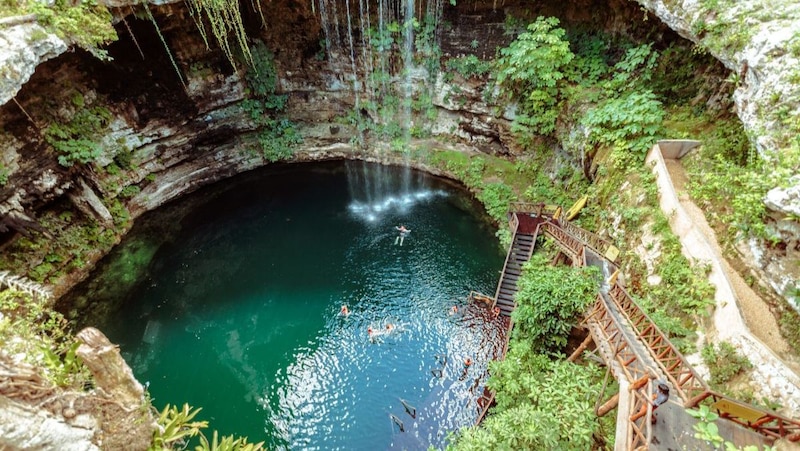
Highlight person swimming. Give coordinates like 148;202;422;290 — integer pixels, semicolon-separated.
341;305;350;316
394;225;411;246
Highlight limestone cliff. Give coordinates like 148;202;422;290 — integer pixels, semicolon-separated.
0;327;154;450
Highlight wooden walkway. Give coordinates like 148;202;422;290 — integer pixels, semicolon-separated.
472;204;800;450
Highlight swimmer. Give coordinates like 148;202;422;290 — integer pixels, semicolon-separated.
386;323;394;331
492;306;500;318
341;305;350;316
367;326;373;336
394;225;411;246
450;305;458;315
460;357;473;381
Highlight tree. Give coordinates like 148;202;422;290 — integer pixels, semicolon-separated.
494;17;575;135
512;254;599;352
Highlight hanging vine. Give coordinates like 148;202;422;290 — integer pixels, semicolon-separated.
185;0;255;71
142;1;187;90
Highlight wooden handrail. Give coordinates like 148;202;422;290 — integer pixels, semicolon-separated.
535;210;800;444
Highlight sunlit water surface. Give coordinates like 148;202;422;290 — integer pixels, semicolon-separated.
65;161;506;450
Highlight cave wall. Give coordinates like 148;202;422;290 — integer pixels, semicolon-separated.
4;0;791;312
0;0;674;294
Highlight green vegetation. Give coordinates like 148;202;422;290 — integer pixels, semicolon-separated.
495;17;574;135
150;404;265;451
44;95;112;167
701;341;753;387
242;42;302;162
0;289;93;389
0;0;117;59
448;254;604;449
444;55;491;79
0;163;8;186
185;0;255;70
513;253;599;351
688;405;771;451
0;205;124;284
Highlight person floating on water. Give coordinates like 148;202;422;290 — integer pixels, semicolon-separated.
386;323;394;332
450;305;458;315
492;306;501;318
394;224;411;246
341;305;350;316
460;357;473;380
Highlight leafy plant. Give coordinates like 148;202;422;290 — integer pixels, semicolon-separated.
701;341;752;387
149;404;265;451
44;105;112;167
42;341;91;388
196;431;265;451
451;346;600;450
476;182;515;223
581;90;665;159
241;42;302;162
26;0;117;59
494;16;574;135
512;254;599;352
150;404;208;450
0;163;8;186
688;405;770;451
0;289;93;389
445;55;491;79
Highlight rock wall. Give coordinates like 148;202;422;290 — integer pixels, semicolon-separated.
0;327;154;450
634;0;800;309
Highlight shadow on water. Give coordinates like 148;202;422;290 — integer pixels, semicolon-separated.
60;161;506;450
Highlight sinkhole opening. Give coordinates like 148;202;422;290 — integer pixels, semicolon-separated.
62;160;508;449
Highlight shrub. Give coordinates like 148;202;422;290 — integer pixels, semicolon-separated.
512;253;599;352
701;341;752;387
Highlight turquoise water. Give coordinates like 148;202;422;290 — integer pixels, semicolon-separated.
71;161;506;450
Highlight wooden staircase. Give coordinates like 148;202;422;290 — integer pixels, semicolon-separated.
493;225;538;317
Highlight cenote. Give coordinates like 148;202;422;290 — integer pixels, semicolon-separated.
63;160;507;449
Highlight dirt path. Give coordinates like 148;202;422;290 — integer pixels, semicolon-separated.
664;159;793;360
648;148;800;415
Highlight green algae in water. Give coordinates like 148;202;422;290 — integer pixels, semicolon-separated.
67;161;507;450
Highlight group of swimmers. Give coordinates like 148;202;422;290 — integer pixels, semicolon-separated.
341;305;397;339
339;298;502;380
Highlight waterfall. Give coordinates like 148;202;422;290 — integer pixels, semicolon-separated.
346;161;444;223
315;0;447;160
400;0;416;192
318;0;340;59
345;0;360;111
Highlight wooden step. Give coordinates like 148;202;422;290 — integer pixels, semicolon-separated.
497;295;515;303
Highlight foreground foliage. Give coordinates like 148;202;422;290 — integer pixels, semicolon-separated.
0;288;92;389
150;404;265;451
